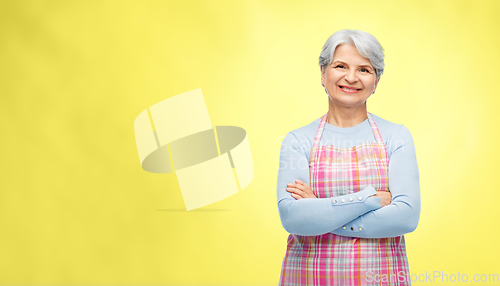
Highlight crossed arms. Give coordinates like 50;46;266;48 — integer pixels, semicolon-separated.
276;125;420;238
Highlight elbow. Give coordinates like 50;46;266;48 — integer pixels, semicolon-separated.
278;199;297;234
405;220;418;234
409;201;421;232
277;198;328;236
281;220;296;234
394;197;421;234
278;199;312;235
278;209;293;233
403;211;420;234
280;215;301;235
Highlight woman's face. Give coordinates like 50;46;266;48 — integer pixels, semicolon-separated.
321;44;379;108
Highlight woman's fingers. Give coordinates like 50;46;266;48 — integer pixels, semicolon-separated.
295;180;309;190
287;183;301;191
287;181;317;199
370;191;393;207
287;182;308;199
289;182;305;191
287;186;306;197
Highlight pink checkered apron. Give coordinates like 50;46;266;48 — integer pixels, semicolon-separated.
279;112;410;286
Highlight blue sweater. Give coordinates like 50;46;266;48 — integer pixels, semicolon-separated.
276;113;420;238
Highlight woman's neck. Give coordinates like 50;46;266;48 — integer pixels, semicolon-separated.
326;102;368;128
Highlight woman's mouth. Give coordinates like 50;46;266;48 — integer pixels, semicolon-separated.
338;85;361;93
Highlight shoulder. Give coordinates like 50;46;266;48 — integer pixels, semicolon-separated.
370;113;415;155
289;119;318;139
281;118;319;152
370;113;402;134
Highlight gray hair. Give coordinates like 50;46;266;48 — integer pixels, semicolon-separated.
318;29;385;80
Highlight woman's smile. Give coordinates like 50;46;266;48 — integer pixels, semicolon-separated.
338;85;362;93
321;44;379;108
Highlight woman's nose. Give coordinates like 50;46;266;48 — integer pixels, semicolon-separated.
344;70;358;83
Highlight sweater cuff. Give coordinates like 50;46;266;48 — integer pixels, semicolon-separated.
330;186;380;211
338;215;367;236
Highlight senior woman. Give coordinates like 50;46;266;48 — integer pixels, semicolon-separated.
276;29;420;286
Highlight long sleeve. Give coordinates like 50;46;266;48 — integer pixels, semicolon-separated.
277;132;382;236
330;125;421;238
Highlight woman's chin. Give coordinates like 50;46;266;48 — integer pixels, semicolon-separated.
329;97;368;108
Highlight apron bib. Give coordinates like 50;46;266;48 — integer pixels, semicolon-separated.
279;112;410;286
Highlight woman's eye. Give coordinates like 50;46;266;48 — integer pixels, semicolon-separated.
334;65;345;69
360;68;368;73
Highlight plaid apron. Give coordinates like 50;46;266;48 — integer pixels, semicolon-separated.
279;112;410;286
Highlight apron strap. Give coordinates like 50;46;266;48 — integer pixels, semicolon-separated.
312;112;328;150
310;112;328;165
367;112;384;145
367;112;389;166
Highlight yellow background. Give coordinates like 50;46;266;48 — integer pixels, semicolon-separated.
1;0;499;285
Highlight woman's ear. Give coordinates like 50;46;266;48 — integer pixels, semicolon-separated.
373;77;380;93
320;66;326;87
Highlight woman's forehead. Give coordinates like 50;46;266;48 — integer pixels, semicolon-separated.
332;44;372;66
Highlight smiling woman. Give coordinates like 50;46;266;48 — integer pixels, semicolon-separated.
321;44;379;116
276;30;421;286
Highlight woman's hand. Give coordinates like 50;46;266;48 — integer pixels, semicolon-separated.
287;180;317;199
370;191;392;207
